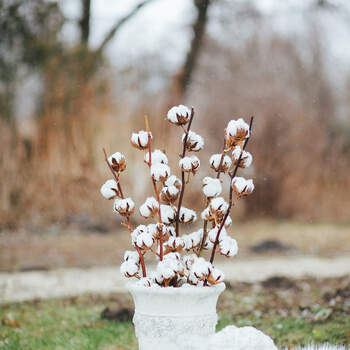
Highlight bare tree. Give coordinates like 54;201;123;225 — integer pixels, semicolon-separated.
80;0;91;45
95;0;155;55
171;0;211;103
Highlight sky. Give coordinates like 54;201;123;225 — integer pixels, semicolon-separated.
59;0;350;80
61;0;194;70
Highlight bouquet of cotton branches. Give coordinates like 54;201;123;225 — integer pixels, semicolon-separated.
100;105;254;288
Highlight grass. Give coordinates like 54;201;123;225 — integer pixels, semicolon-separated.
1;277;350;350
0;296;137;350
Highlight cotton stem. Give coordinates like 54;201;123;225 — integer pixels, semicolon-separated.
145;115;164;261
103;148;147;277
209;116;254;264
175;107;195;237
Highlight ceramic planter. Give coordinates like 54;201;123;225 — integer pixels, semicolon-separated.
127;282;226;350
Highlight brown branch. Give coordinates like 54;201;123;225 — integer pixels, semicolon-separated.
216;138;228;179
103;148;125;198
197;214;208;257
145;116;164;260
210;116;254;264
96;0;155;55
103;148;147;277
175;108;195;237
198;138;227;256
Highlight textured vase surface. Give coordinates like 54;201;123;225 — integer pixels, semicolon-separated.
127;282;226;350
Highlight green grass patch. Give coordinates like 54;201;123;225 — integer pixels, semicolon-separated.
1;277;350;349
0;297;137;350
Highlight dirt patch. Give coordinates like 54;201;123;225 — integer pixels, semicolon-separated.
1;220;350;272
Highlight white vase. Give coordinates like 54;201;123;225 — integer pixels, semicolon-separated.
127;282;226;350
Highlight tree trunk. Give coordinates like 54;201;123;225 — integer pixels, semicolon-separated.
171;0;210;104
80;0;91;45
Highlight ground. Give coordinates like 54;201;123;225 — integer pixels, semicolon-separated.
1;220;350;272
1;276;350;350
1;220;349;348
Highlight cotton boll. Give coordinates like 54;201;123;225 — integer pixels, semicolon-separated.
224;216;232;228
154;271;164;285
179;157;192;171
208;227;227;244
114;198;135;216
190;257;212;280
209;197;229;219
134;232;154;250
166;225;176;237
202;177;222;198
160;205;176;224
100;179;119;199
163;252;181;262
124;250;140;264
225;118;250;149
166;105;191;125
130;130;152;150
188;272;200;285
164;236;185;253
179;207;197;224
120;260;139;278
144;149;168;165
150;163;170;182
181;230;202;251
164;175;182;190
209;154;232;173
160;185;179;203
182;131;204;152
207;268;225;285
156;259;181;285
151;223;168;240
161;253;184;276
179;155;200;174
182;253;198;269
219;236;238;257
131;225;148;245
187;229;203;249
201;207;214;221
139;197;159;218
182;235;193;250
232;146;253;168
136;277;154;287
108;152;126;172
232;177;254;197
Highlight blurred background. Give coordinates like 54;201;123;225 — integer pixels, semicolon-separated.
1;0;350;272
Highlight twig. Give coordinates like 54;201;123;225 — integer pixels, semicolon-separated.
103;148;147;277
103;148;124;198
216;138;228;180
209;116;254;264
145;115;164;261
175;107;195;237
96;0;155;55
198;138;227;256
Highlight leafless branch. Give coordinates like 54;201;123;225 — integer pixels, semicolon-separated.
96;0;155;55
175;108;195;237
210;116;254;264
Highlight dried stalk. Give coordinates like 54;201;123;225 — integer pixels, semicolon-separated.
198;138;227;256
175;107;195;237
144;115;164;261
103;148;147;277
209;116;254;264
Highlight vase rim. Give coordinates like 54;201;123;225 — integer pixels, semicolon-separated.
126;281;225;296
